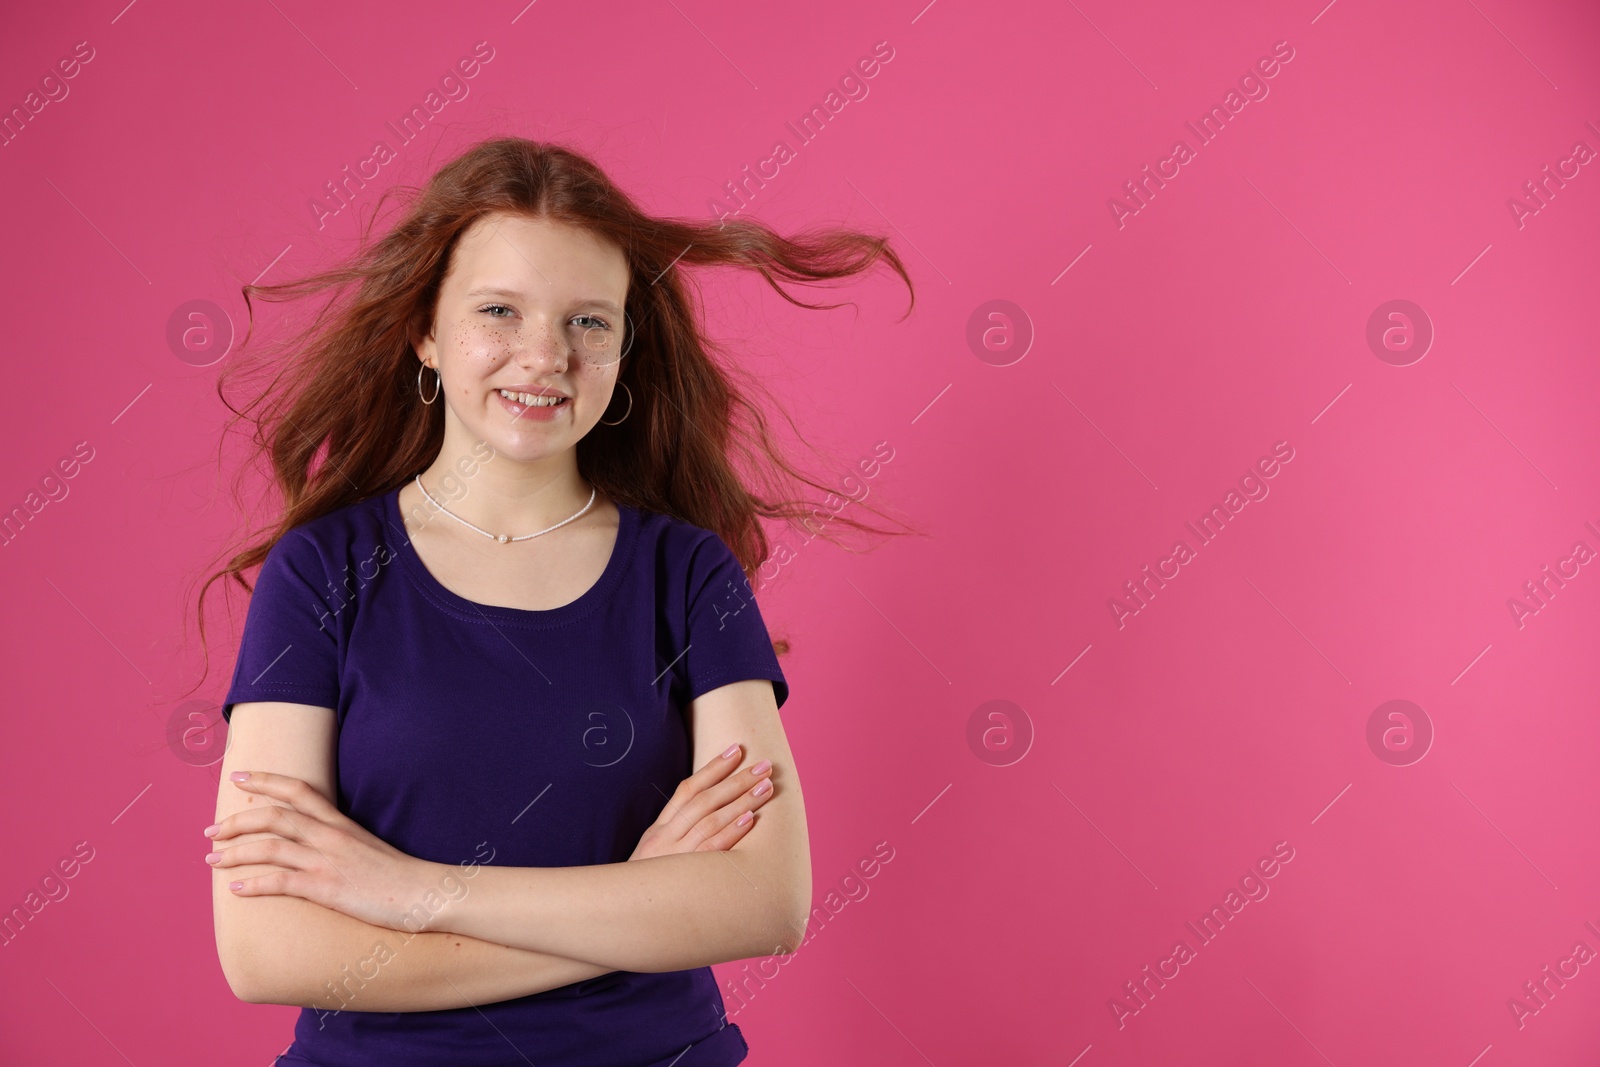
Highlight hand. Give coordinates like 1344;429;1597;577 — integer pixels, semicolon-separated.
205;771;442;933
628;745;775;861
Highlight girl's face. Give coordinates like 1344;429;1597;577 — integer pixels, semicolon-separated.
414;212;631;465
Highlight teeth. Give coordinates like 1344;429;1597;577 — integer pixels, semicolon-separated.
499;389;566;407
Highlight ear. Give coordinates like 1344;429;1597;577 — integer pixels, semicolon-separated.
409;307;437;366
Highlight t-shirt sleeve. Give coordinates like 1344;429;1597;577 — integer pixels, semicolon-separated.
221;530;342;723
681;532;789;710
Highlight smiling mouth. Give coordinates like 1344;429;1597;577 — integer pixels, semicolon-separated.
498;388;569;408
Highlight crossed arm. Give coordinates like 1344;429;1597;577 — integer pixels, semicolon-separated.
211;679;811;1010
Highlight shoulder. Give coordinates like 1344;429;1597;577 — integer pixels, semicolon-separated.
260;491;392;576
630;505;740;582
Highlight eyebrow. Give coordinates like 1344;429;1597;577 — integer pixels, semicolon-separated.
465;287;623;316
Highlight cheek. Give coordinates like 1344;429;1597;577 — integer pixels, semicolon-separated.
453;320;514;367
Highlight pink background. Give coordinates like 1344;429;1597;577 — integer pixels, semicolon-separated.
2;0;1599;1063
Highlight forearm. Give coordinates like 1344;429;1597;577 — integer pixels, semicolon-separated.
221;890;612;1011
427;848;807;973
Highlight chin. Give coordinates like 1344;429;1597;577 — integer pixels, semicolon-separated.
480;429;574;463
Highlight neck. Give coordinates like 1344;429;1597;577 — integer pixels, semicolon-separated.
418;440;596;536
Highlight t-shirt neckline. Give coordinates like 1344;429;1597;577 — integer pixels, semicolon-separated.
384;485;638;627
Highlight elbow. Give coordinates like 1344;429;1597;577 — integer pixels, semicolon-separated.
736;888;808;959
765;889;813;957
215;882;317;1006
217;930;294;1006
219;945;271;1004
220;955;267;1004
229;977;270;1006
224;958;304;1006
725;843;813;958
769;921;805;957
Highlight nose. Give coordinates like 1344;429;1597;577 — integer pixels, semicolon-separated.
511;316;570;371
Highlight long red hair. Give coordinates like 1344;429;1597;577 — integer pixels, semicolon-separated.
189;136;920;693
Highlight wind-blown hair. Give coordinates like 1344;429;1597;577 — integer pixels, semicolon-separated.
188;135;918;691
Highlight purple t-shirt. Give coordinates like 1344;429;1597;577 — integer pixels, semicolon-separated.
221;485;788;1067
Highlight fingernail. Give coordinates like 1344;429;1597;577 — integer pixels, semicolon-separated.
752;779;772;797
737;811;753;826
205;852;222;864
721;743;740;760
230;771;250;782
751;759;771;776
228;881;244;891
203;825;219;838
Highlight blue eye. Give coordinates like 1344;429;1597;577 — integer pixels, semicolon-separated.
480;304;515;319
573;314;611;330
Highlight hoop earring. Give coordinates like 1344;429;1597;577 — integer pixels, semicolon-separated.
418;363;441;405
599;381;633;426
